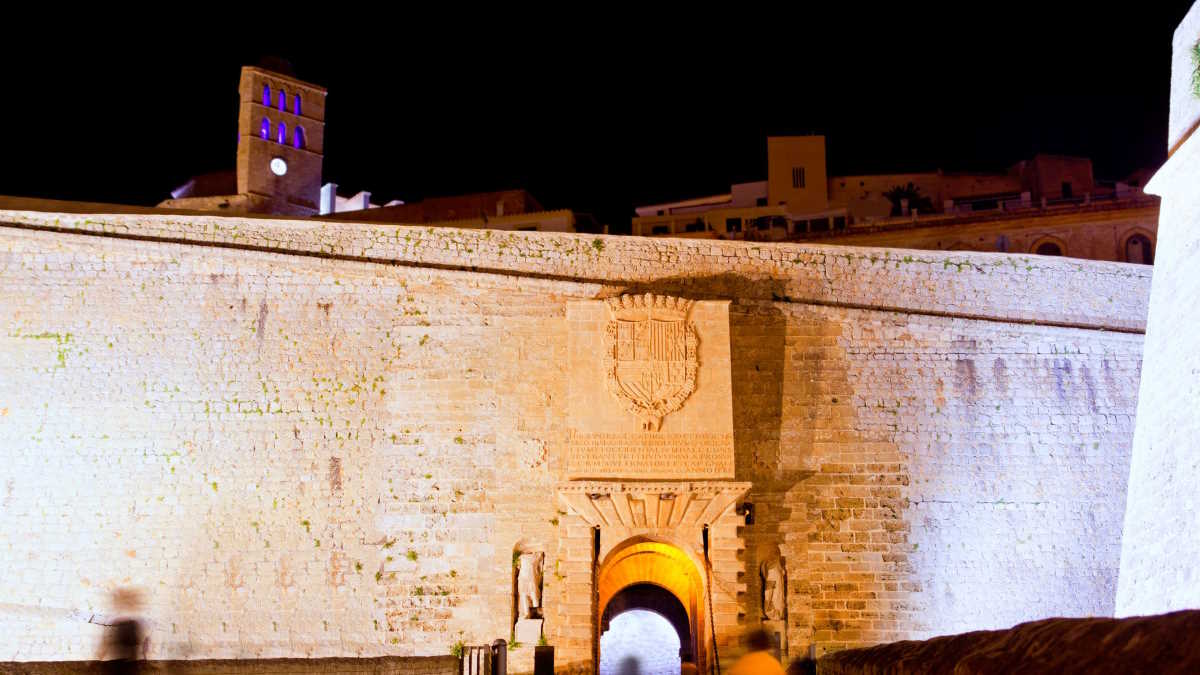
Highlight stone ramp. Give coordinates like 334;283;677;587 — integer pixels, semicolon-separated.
0;655;459;675
817;610;1200;674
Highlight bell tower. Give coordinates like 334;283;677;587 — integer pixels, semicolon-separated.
235;66;327;215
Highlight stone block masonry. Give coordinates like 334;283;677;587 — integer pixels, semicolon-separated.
0;203;1149;331
0;205;1148;667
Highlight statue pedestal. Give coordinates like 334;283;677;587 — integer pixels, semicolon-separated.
508;644;534;675
515;618;543;646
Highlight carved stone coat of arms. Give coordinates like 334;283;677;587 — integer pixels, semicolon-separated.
603;294;699;431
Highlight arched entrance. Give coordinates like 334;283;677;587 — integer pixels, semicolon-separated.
597;538;707;675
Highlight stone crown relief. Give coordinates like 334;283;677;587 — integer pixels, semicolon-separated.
603;294;700;431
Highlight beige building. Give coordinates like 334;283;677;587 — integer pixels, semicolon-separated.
322;189;600;234
633;137;1157;264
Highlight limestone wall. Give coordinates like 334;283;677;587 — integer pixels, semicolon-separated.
741;303;1141;654
0;209;1147;666
0;207;1148;331
1116;3;1200;616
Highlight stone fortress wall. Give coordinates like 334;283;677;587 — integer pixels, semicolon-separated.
0;207;1149;668
1116;1;1200;618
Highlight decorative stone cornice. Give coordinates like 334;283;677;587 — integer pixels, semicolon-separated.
605;293;695;320
557;481;751;529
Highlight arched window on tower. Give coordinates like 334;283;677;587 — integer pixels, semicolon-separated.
277;121;286;144
293;126;306;150
260;117;270;140
293;94;302;116
262;84;270;107
1125;233;1154;265
278;90;286;111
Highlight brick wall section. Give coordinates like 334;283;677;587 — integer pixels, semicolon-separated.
740;303;1141;655
0;209;1147;665
0;655;458;674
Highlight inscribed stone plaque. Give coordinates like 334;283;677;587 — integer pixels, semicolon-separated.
567;294;734;480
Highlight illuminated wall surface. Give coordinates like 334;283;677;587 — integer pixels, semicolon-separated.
599;611;681;675
1116;2;1200;617
0;208;1149;663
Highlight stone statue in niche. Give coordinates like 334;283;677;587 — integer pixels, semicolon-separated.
760;558;786;621
516;551;544;619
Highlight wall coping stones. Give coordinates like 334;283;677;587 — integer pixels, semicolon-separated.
0;203;1150;332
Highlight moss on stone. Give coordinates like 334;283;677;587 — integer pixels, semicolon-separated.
1193;41;1200;98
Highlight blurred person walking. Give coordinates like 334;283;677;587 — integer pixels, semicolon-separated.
97;588;147;675
729;629;785;675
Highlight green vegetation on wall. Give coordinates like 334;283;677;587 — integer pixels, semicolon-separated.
1192;41;1200;98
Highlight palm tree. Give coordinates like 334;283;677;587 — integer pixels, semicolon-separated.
883;182;934;216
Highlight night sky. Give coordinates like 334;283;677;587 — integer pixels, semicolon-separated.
2;4;1192;233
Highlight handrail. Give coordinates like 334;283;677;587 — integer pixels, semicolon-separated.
461;641;507;675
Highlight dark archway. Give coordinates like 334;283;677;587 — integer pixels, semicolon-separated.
1036;241;1063;256
1124;232;1154;265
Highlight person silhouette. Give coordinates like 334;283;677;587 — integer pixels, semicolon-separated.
729;629;785;675
97;588;147;675
616;655;641;675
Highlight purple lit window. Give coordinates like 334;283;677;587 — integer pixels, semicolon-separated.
293;94;301;116
277;122;286;144
278;90;286;111
262;84;270;107
260;117;270;140
293;126;306;149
